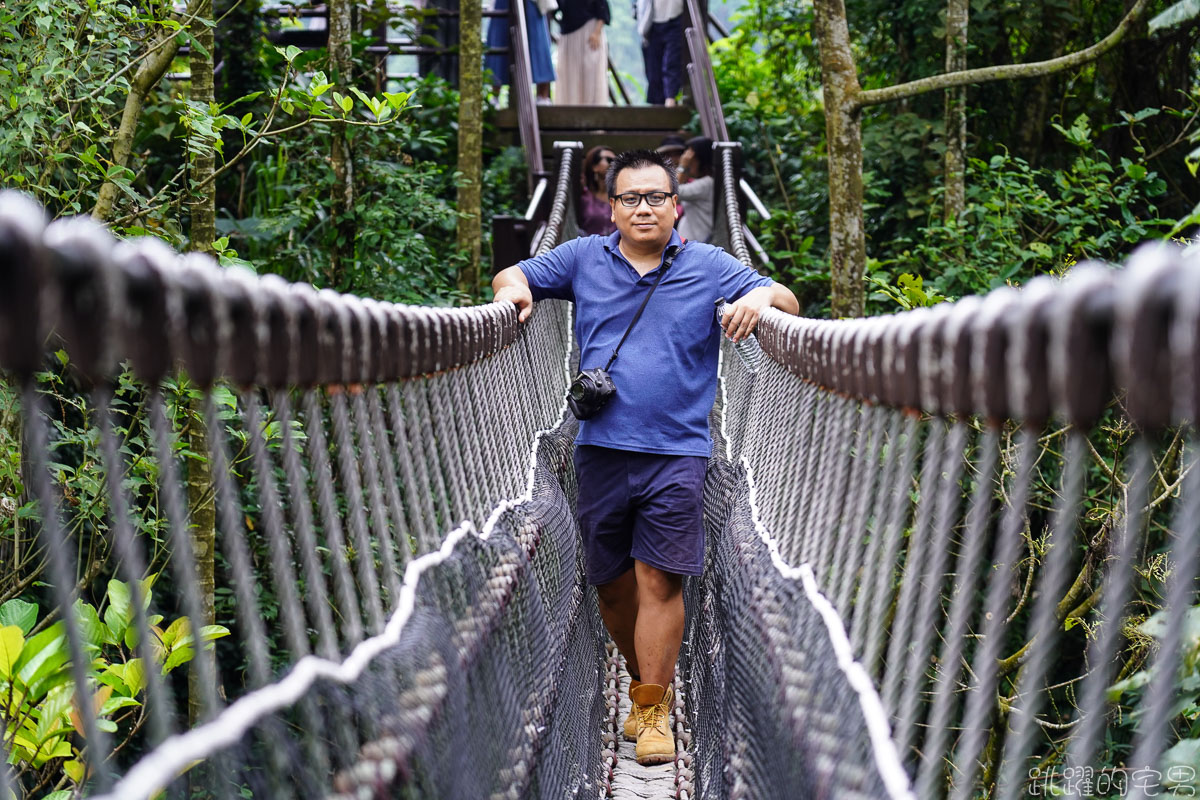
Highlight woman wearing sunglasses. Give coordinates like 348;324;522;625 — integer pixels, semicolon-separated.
579;145;618;236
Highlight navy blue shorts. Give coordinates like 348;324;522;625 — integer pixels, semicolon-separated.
573;445;708;586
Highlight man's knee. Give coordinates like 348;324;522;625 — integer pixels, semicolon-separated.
635;562;683;604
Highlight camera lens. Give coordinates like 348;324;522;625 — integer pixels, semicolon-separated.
569;382;586;400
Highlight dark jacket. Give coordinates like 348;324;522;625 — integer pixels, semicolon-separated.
559;0;611;35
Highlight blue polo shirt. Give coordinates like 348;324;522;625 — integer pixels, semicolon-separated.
517;231;774;457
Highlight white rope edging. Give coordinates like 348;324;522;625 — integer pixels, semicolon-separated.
716;339;912;798
738;454;915;800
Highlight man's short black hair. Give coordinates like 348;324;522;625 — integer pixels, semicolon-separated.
605;149;680;199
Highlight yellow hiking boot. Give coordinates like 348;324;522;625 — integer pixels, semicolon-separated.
623;679;641;741
630;683;675;765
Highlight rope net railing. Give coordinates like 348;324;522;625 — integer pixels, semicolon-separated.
0;173;613;798
719;245;1200;798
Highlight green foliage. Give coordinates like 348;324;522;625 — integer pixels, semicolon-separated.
866;272;949;310
1104;605;1200;794
0;0;145;213
1;583;228;796
867;114;1171;312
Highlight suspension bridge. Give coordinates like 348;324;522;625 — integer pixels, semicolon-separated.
4;5;1200;800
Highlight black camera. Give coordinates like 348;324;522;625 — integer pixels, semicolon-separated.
567;367;617;420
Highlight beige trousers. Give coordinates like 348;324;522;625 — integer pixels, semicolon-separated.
556;25;609;106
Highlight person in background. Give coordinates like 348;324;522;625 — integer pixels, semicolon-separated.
637;0;684;106
557;0;611;105
655;134;686;164
579;145;618;235
676;136;713;242
655;135;687;224
486;0;556;104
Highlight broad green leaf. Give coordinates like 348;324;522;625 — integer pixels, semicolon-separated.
34;684;72;743
30;737;72;767
211;385;237;411
308;71;329;90
140;574;157;602
275;44;302;61
98;663;130;696
104;579;132;641
124;658;146;695
0;626;24;678
63;758;86;782
1107;670;1149;702
14;623;67;693
73;601;106;649
162;646;193;674
124;623;141;652
97;695;140;716
0;599;37;635
162;616;190;649
383;91;410;109
198;625;231;645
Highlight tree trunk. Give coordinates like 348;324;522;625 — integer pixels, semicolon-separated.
190;4;217;259
329;0;356;286
942;0;968;224
93;0;205;222
456;0;483;298
813;0;866;319
187;0;217;731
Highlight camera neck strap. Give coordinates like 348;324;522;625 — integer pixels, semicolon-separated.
604;243;684;372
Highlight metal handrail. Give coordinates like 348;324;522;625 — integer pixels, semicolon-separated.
684;0;728;141
510;0;544;190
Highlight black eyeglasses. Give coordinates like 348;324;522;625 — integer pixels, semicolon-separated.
613;191;675;208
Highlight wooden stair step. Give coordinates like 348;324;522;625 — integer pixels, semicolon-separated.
495;105;693;132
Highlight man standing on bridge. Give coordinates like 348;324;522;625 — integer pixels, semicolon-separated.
492;149;798;765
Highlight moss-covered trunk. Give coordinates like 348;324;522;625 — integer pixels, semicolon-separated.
942;0;968;224
456;0;483;298
329;0;356;286
187;0;217;730
813;0;865;319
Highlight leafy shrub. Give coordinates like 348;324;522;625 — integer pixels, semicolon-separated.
2;582;228;798
867;114;1171;312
